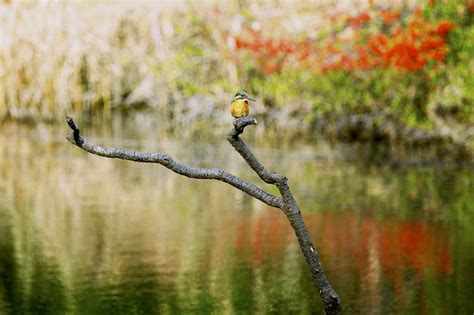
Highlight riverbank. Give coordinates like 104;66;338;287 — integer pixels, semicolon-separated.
1;0;472;160
2;105;472;165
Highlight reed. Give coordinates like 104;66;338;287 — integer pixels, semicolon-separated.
1;2;182;121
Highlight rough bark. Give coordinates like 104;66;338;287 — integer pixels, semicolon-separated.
65;115;342;314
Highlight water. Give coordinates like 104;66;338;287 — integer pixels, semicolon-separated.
0;123;473;314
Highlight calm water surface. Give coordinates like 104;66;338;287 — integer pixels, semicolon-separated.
0;123;473;314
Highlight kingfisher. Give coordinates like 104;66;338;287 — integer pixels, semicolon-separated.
230;91;255;118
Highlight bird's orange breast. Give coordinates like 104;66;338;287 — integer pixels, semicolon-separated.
231;99;249;118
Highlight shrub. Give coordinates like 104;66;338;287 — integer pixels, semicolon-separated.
230;0;473;130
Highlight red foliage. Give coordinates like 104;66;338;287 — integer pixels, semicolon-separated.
231;4;455;74
436;21;454;37
368;34;388;58
347;12;371;28
380;9;400;25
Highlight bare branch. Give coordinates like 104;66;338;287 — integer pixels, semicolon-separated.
65;114;341;314
227;117;342;314
227;118;285;185
228;116;258;137
65;116;283;209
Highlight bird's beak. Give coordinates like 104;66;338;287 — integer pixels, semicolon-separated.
247;97;256;102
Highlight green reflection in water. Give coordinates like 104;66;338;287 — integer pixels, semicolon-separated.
0;126;473;314
0;204;68;314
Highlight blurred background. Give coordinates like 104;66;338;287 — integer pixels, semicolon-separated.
0;0;473;314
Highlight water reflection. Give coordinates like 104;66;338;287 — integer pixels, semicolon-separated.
0;125;473;314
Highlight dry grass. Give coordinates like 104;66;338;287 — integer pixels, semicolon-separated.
1;2;181;120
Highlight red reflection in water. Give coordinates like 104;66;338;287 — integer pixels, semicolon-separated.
317;212;451;277
234;210;452;280
234;211;292;262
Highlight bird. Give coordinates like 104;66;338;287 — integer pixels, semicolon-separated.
230;91;255;118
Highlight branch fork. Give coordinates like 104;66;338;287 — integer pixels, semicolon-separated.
65;115;341;314
229;116;257;137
